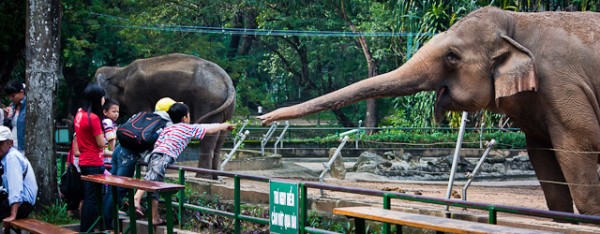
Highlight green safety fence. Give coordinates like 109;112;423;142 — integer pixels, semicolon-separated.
55;154;600;234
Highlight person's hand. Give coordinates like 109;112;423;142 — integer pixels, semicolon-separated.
225;123;235;131
3;215;16;223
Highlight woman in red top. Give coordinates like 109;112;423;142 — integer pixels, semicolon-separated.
74;84;106;232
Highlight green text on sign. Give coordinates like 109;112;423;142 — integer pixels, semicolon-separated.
270;180;299;234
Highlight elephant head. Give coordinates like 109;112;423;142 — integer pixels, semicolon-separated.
95;66;127;110
259;7;536;125
260;7;600;217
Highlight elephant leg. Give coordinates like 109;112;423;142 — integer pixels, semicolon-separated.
555;151;600;215
211;131;227;180
526;137;574;214
196;133;218;179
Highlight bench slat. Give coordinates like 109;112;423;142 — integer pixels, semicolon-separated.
81;174;184;192
7;218;77;234
333;206;556;234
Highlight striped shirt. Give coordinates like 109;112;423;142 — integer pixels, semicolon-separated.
152;123;206;159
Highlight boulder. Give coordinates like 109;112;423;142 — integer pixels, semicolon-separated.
328;148;346;179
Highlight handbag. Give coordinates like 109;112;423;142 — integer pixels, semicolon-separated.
59;163;83;209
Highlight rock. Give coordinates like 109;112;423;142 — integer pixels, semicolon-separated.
381;187;406;193
451;190;461;199
353;151;389;172
513;155;530;162
485;155;506;164
328;148;346;179
491;163;506;175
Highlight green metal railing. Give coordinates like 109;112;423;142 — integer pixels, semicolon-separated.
56;154;600;233
162;164;600;234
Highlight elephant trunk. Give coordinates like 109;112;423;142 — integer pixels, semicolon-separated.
258;59;431;125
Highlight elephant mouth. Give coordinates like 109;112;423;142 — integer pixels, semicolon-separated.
434;86;448;122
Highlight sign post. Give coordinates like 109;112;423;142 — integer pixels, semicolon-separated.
270;180;300;234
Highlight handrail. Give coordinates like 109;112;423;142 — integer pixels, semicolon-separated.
56;155;597;233
260;122;278;156
144;163;600;234
273;121;289;154
220;130;250;171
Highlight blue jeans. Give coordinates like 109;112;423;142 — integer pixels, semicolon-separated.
103;145;140;229
80;165;105;232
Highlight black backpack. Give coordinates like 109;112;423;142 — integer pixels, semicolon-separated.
116;112;168;152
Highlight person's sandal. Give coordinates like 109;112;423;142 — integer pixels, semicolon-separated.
153;218;166;225
134;206;145;218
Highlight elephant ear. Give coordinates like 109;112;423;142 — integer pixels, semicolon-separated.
492;35;537;100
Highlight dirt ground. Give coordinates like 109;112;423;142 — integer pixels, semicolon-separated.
215;160;600;233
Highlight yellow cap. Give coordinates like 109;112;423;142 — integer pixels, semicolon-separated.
155;97;177;112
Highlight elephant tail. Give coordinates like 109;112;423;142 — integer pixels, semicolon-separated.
195;75;235;123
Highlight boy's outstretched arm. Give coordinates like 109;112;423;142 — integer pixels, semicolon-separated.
202;123;235;134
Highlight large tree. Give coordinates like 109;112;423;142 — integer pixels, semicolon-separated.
26;0;61;205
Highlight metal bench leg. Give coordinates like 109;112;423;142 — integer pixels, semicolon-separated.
112;185;121;234
147;194;154;234
355;218;366;234
127;190;137;234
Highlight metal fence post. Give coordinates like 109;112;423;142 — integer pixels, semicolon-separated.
221;130;250;171
261;122;278;156
274;121;290;154
234;175;241;234
356;120;362;149
383;194;391;234
233;119;249;145
178;169;185;229
445;111;469;211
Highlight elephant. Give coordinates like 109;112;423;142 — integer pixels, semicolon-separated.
96;53;235;179
258;7;600;216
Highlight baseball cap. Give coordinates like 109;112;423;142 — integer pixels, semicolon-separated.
155;97;177;112
0;126;12;141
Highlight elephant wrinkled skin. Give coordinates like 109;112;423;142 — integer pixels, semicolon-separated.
258;7;600;216
96;53;235;179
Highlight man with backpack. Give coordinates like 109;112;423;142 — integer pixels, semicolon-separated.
103;97;176;229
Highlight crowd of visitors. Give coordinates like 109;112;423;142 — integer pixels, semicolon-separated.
0;80;234;232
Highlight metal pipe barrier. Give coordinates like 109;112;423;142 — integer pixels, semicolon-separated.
462;139;496;205
319;135;350;197
233;119;249;145
356;120;362;149
260;122;278;156
220;130;250;171
127;163;600;234
273;121;289;154
445;111;469;211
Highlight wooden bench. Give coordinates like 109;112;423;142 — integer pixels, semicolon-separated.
4;218;77;234
81;174;184;234
333;206;557;234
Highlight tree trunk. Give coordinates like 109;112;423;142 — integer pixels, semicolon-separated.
26;0;61;206
337;4;378;134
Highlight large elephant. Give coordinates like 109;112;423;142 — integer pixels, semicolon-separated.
96;53;235;179
259;7;600;216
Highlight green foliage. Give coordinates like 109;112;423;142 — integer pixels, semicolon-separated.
364;128;525;149
9;0;600;126
31;200;78;225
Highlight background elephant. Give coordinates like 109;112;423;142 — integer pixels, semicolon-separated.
259;7;600;216
96;53;235;179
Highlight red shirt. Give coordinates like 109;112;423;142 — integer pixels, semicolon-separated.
74;109;104;166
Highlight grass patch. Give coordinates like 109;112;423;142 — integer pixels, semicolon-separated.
30;200;78;225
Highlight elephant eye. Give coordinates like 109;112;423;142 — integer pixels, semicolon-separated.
445;51;460;66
